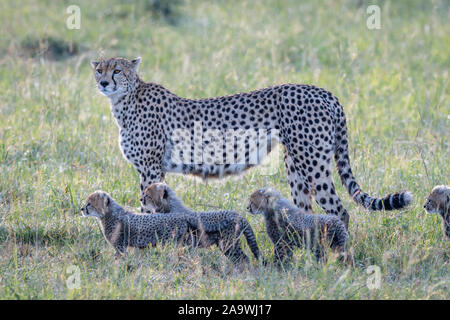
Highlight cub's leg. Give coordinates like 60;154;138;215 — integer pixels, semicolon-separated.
114;244;127;259
272;238;294;265
223;244;249;264
219;233;249;264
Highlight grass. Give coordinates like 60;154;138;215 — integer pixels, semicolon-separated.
0;0;449;299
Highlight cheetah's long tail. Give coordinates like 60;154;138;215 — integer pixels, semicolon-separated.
239;218;261;260
333;105;412;211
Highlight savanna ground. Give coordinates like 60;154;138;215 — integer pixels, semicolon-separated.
0;0;448;299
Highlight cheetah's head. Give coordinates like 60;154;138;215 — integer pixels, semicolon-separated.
91;57;141;98
142;183;172;213
424;185;450;215
81;190;112;219
247;188;281;216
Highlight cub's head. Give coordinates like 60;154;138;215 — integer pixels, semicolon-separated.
91;57;141;98
142;183;172;213
247;188;281;215
81;191;112;219
424;185;450;215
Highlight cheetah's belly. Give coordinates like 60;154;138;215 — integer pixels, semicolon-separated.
162;134;279;179
118;130;134;163
118;130;148;170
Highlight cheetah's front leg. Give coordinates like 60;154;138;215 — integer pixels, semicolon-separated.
139;162;165;212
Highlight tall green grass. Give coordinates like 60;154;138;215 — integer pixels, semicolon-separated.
0;0;448;299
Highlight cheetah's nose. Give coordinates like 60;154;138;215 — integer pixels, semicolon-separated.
100;81;109;88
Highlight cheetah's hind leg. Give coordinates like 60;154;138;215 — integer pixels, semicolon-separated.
283;146;314;214
311;157;350;228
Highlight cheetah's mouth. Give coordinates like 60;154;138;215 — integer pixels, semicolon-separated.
99;86;118;96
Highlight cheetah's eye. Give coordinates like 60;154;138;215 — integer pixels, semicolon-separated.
96;69;102;74
113;69;121;74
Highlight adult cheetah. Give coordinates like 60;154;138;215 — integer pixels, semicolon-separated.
142;183;261;263
91;57;412;226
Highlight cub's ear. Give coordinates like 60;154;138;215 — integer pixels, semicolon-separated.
131;57;141;72
147;184;164;203
251;191;267;209
103;195;110;209
262;189;275;201
91;61;99;69
155;185;166;202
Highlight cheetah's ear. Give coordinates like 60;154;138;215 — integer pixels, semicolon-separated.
150;184;165;203
262;188;275;202
91;61;99;69
103;195;110;209
264;192;278;209
131;57;141;72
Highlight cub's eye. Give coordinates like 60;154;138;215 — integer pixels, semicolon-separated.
113;69;121;74
96;69;102;74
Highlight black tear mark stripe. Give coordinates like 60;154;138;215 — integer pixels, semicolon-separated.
112;72;117;87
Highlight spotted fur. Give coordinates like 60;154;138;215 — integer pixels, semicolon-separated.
142;183;260;263
248;188;352;265
424;185;450;238
92;57;413;227
81;190;192;257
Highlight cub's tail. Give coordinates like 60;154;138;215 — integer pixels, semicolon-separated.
333;104;413;211
239;217;261;260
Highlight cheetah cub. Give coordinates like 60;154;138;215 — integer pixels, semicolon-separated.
424;185;449;238
248;188;352;265
82;190;199;257
142;183;261;264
